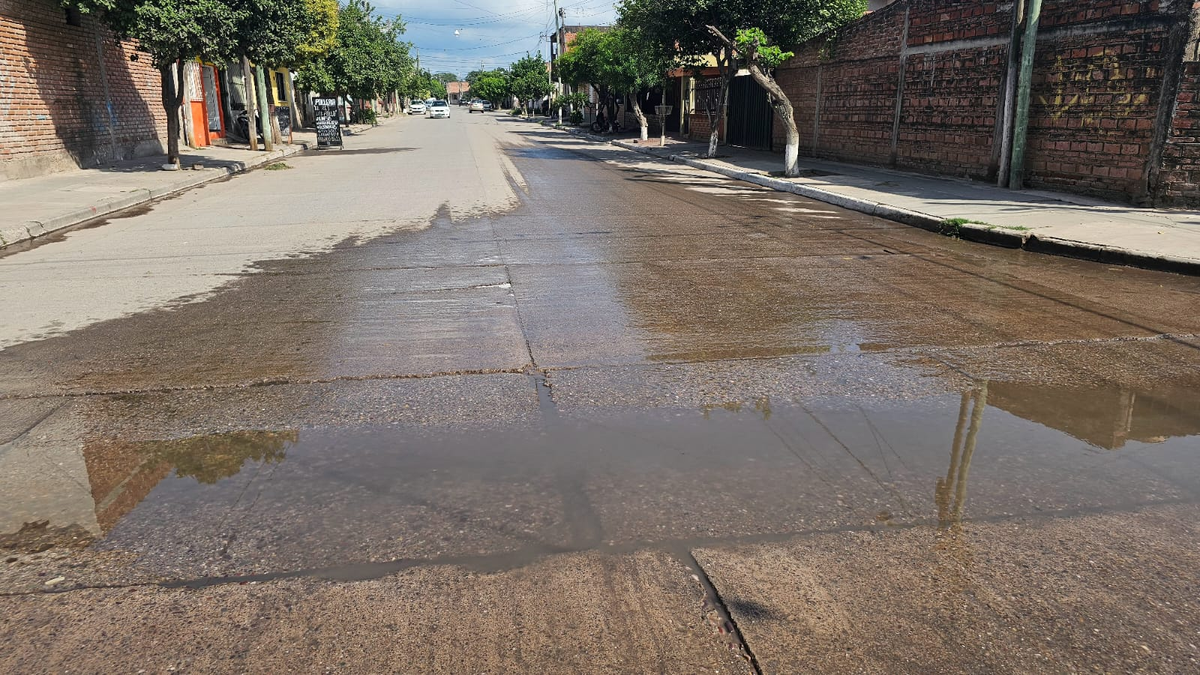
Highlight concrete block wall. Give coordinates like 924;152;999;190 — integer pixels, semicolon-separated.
772;0;1197;205
0;0;167;180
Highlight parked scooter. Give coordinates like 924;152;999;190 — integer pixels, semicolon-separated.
590;109;622;134
233;109;264;143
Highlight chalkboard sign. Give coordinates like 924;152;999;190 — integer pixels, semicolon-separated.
276;105;292;142
314;96;342;149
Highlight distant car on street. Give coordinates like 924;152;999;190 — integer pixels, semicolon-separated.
469;100;486;113
408;101;426;115
428;100;451;119
482;100;493;111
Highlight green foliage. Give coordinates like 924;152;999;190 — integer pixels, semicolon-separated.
297;0;338;63
734;28;794;69
402;69;444;100
232;0;323;68
296;0;411;99
617;0;865;70
508;52;552;107
510;107;523;116
557;91;589;111
70;0;331;69
350;107;377;124
556;25;671;127
69;0;239;69
570;109;584;125
470;69;510;105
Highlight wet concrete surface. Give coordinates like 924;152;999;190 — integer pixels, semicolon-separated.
2;115;1200;672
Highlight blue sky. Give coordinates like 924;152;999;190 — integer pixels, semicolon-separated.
373;0;618;78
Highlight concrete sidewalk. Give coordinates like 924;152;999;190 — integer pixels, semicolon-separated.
599;133;1200;275
0;115;398;250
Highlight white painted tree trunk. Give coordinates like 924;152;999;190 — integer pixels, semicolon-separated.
785;138;799;177
628;98;649;141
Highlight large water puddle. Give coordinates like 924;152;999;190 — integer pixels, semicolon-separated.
3;378;1197;583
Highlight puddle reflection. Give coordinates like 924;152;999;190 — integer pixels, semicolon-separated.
2;382;1197;572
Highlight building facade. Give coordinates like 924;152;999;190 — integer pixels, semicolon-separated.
0;0;168;179
769;0;1200;206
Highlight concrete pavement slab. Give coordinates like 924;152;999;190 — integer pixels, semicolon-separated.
541;127;1200;274
0;550;752;674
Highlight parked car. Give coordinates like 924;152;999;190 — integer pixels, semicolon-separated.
428;100;451;119
469;100;485;113
482;100;493;111
409;101;426;115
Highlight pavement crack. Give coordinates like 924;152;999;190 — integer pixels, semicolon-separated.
672;547;763;674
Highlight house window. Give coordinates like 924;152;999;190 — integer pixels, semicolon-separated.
275;72;287;103
65;6;82;26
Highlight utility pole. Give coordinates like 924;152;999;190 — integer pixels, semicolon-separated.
1008;0;1042;190
554;1;564;125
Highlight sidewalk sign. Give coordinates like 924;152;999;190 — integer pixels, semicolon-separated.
314;96;343;149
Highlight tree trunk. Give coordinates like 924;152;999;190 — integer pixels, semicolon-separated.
159;63;184;166
629;94;649;141
707;53;734;159
748;64;800;177
243;57;259;151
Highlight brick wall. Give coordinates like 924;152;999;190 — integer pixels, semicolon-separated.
0;0;166;180
771;0;1195;204
1157;61;1200;204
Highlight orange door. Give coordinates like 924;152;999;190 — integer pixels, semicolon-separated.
190;101;210;146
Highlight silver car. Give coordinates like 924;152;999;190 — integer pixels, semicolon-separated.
409;101;426;115
428;100;450;119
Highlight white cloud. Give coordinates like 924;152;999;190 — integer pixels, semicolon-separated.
374;0;617;77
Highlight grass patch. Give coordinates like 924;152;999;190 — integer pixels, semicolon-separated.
264;162;293;171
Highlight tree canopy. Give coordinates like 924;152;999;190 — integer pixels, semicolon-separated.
295;0;412;99
470;69;509;104
508;52;552;110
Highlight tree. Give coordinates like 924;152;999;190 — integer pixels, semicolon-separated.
710;28;799;174
296;0;412;103
296;0;339;64
508;52;552;117
470;70;509;107
618;0;864;159
401;69;444;101
557;26;672;140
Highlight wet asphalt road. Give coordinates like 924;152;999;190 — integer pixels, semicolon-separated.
2;112;1200;673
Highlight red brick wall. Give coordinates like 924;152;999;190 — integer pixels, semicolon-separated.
1157;61;1200;204
0;0;167;179
772;0;1192;204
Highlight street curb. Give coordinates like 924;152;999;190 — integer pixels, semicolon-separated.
1;140;314;250
599;139;1199;276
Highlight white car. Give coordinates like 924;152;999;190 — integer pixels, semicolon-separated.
409;101;426;115
428;100;450;119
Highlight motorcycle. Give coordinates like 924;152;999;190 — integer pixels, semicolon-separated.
590;109;622;134
233;109;264;143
